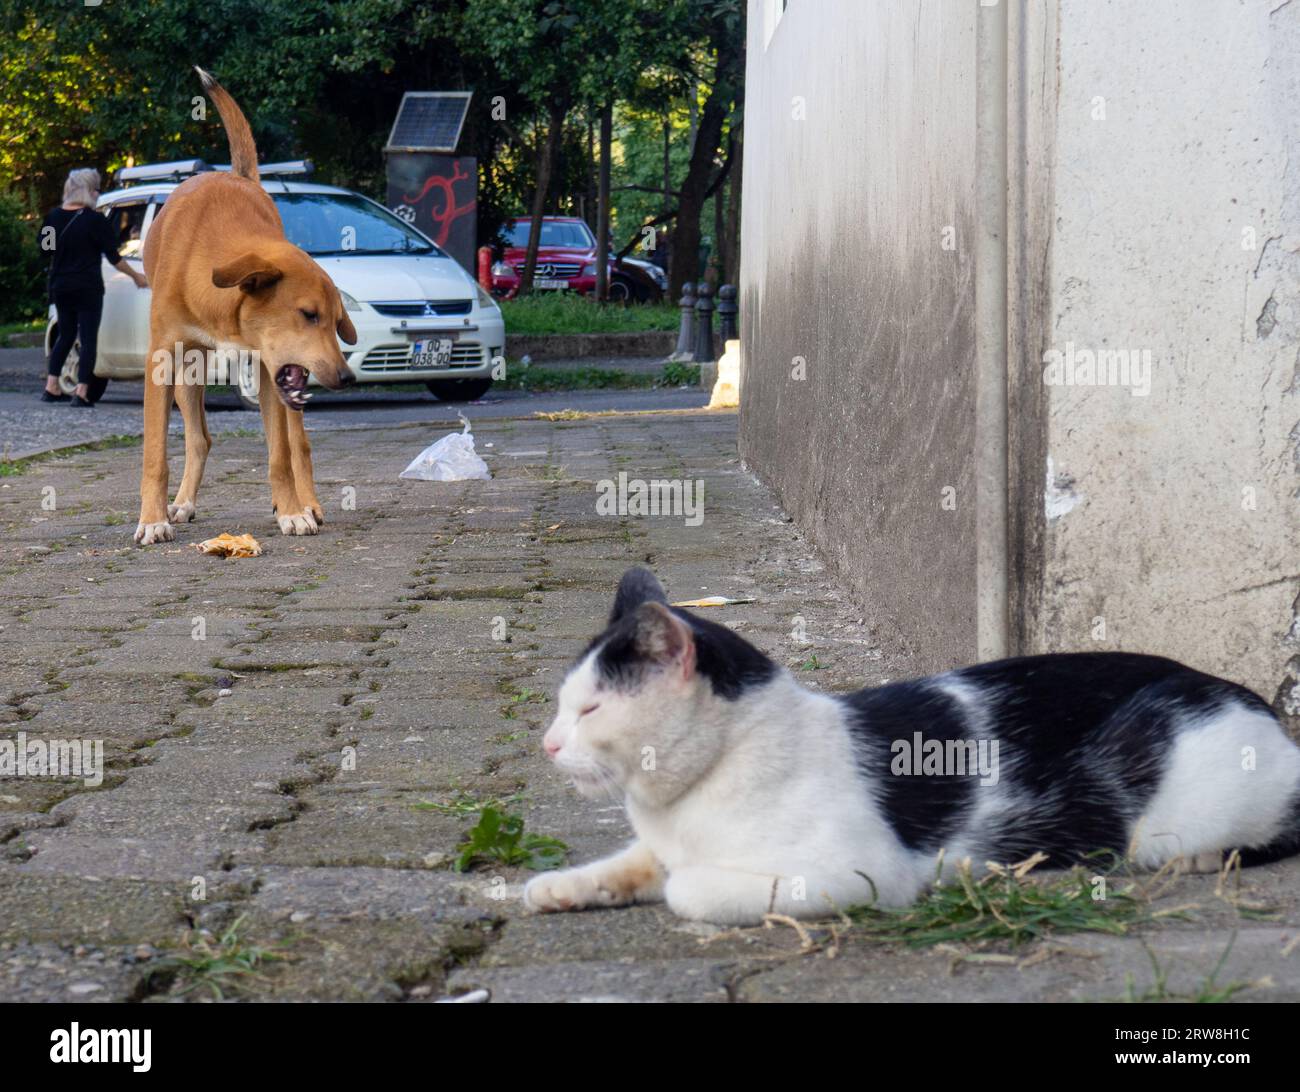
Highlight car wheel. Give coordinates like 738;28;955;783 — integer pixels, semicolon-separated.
57;343;79;396
608;277;634;303
55;344;110;401
426;378;493;402
237;353;261;411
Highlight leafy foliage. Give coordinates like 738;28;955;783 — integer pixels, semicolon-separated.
0;187;48;321
452;805;568;872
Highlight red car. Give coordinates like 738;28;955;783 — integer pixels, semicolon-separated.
490;216;666;302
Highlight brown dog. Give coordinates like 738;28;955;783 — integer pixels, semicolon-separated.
134;67;357;546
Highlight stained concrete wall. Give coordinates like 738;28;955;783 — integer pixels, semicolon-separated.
1033;0;1300;706
738;0;981;671
740;0;1300;707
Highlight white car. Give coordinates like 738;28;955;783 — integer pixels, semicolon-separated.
46;160;505;407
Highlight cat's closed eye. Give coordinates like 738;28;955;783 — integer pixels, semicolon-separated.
579;704;600;717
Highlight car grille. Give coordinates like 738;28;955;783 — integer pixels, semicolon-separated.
369;299;473;317
513;261;582;278
359;342;485;373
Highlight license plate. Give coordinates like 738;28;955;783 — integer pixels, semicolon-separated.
535;278;570;290
410;337;454;368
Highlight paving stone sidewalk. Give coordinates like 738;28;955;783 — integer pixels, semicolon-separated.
0;409;1297;1002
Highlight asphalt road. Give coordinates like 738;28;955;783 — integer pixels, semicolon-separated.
0;346;708;459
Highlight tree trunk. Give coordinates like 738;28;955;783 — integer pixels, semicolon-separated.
595;101;612;303
519;98;567;296
668;26;743;300
669;96;725;298
724;125;742;285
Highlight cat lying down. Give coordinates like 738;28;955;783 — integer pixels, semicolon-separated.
524;568;1300;925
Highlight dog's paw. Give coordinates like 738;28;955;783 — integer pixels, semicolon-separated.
134;520;174;546
523;869;598;913
277;510;319;536
167;500;196;523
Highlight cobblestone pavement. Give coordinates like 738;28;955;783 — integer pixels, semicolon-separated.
0;376;706;461
1;408;1297;1001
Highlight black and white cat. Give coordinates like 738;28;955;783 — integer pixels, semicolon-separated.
523;568;1300;925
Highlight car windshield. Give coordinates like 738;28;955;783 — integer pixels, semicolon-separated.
505;220;594;249
272;193;444;257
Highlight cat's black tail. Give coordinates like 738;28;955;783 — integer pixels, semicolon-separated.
1236;789;1300;867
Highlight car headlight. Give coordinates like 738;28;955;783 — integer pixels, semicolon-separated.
581;262;598;276
475;281;500;311
338;289;362;313
490;261;513;277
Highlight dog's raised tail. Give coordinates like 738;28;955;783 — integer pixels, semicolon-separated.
195;66;259;183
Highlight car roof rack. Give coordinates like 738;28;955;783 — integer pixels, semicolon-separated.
115;158;313;188
116;159;210;186
212;160;313;178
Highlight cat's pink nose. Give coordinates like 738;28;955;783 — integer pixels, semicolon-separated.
543;735;561;757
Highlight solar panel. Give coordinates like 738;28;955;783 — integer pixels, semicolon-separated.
385;92;472;153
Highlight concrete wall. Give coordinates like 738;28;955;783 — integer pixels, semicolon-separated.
738;0;981;671
740;0;1300;707
1033;0;1300;706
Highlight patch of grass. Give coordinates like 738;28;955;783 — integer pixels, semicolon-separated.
147;915;287;1000
1119;933;1254;1003
661;361;700;386
798;654;828;672
502;686;548;720
452;805;567;872
0;316;43;341
491;730;528;745
848;857;1154;949
104;511;127;526
413;790;524;817
0;434;142;477
500;293;677;335
499;362;655;392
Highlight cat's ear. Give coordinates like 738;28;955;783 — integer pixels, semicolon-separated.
609;566;668;624
633;601;696;678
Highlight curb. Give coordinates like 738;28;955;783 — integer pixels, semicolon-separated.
508;330;676;361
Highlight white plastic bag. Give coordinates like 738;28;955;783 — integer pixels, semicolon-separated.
399;415;492;482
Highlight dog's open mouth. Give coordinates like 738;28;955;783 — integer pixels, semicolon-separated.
274;364;312;411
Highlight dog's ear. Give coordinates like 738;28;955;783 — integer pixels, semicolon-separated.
212;253;282;293
336;309;357;345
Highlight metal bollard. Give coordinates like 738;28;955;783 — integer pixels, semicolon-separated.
673;281;696;360
717;284;738;343
693;282;715;364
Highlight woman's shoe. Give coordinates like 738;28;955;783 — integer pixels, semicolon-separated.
40;390;67;402
69;393;94;408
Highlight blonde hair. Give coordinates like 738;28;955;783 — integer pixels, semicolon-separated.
62;167;101;207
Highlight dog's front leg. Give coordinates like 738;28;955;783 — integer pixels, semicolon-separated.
135;349;176;545
258;379;317;535
285;407;323;525
168;372;211;525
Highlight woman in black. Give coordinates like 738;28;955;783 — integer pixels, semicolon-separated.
42;167;148;406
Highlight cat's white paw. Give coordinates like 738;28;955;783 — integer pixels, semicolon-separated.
168;500;196;523
523;869;596;913
524;867;641;913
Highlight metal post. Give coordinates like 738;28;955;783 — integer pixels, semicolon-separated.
693;281;715;364
717;284;738;342
673;281;697;360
